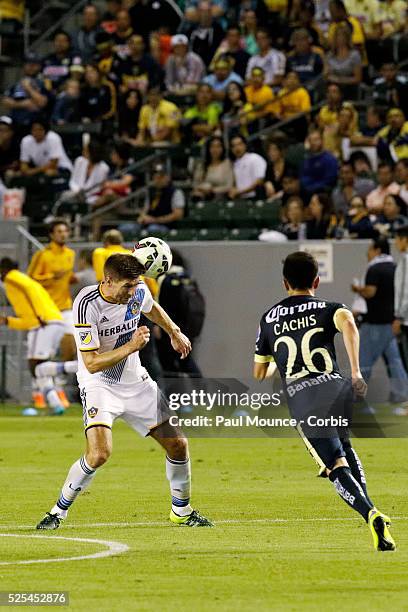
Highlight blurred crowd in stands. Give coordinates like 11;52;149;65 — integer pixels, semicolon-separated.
1;0;408;240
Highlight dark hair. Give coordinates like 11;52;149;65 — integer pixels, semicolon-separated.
112;141;131;163
378;161;394;172
54;30;71;42
395;224;408;238
88;137;105;164
171;249;185;267
385;193;407;215
372;236;390;254
398;158;408;169
227;23;241;33
0;257;18;273
223;80;247;115
283;251;318;289
266;132;287;155
48;217;70;235
204;136;226;169
282;167;300;180
102;229;124;245
349;150;372;170
78;249;93;266
31;118;49;133
256;27;270;39
104;254;144;280
312;192;333;218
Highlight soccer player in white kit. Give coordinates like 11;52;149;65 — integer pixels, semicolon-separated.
36;253;213;528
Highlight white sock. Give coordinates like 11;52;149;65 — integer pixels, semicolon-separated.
166;455;192;516
51;456;96;518
35;360;78;378
36;376;64;411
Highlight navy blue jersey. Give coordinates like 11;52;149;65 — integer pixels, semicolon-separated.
255;295;349;387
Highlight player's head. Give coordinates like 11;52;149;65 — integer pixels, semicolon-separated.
0;257;18;281
395;224;408;253
282;251;319;293
102;229;124;247
103;254;145;304
48;218;70;245
367;236;390;261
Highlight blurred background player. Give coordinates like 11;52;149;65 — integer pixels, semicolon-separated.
0;258;76;415
254;251;396;551
71;249;97;297
27;218;76;408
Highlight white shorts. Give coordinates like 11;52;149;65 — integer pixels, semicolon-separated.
61;309;74;335
79;371;169;437
27;322;66;360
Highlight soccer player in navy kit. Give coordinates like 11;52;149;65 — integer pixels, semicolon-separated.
254;251;396;551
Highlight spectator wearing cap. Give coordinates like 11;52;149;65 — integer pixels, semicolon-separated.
203;57;243;101
189;2;225;67
210;24;251;79
244;67;277;121
366;162;400;214
42;31;82;93
245;28;286;87
79;64;116;124
134;87;182;146
372;63;408;117
300;129;338;200
183;83;221;143
165;34;205;94
286;28;324;85
113;34;163;95
19;119;73;177
3;53;49;131
228;134;267;199
377;109;408;163
71;4;101;63
120;163;185;235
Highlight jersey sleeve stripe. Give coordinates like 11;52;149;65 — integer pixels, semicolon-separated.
254;354;274;363
77;289;99;324
74;324;92;328
79;347;98;352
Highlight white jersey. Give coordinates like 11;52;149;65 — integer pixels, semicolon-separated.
73;282;153;388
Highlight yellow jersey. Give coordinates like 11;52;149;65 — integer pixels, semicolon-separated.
4;269;62;331
244;85;278;118
27;242;75;312
277;87;311;118
138;99;181;144
92;245;158;297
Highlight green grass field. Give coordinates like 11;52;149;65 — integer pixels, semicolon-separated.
1;406;408;611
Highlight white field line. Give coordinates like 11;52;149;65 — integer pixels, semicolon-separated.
0;534;129;566
0;516;407;530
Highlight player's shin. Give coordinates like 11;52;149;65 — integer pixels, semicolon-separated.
35;360;78;377
329;466;374;521
50;456;96;518
36;376;65;415
166;456;192;516
343;443;374;506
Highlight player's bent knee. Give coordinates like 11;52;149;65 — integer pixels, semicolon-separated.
86;447;111;468
166;437;189;460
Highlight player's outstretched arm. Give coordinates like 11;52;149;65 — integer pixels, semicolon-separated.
335;309;367;398
144;301;191;359
81;326;150;374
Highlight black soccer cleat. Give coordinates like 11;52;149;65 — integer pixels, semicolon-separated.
170;509;214;527
36;512;63;530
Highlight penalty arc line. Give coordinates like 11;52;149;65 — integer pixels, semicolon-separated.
0;534;129;566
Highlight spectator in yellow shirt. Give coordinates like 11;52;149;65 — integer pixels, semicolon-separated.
135;87;181;146
27;218;76;362
244;67;278;121
277;72;311;118
93;229;131;281
0;257;76;415
317;82;343;129
377;108;408;162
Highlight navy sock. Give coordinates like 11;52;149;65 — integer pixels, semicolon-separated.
329;466;374;522
344;446;374;507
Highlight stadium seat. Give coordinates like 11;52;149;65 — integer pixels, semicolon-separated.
252;200;281;228
227;228;259;240
197;228;228;240
222;200;257;227
168;228;198;241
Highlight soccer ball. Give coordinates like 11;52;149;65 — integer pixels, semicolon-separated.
132;236;173;278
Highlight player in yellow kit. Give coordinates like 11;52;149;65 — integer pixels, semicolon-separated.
0;258;77;415
27;219;76;408
27;218;76;358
